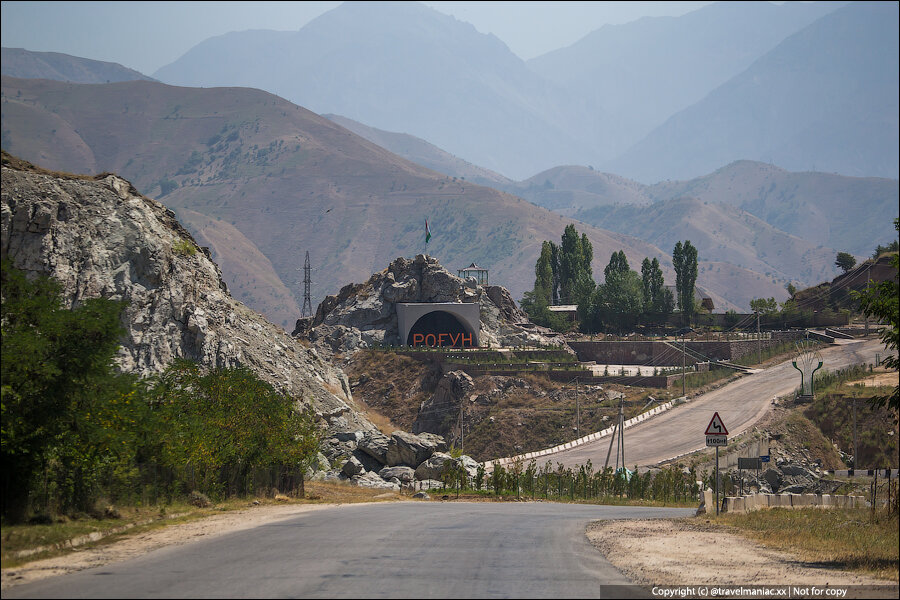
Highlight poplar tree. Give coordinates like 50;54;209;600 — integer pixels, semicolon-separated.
673;241;698;325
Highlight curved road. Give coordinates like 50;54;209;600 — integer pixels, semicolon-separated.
546;339;885;469
5;502;693;599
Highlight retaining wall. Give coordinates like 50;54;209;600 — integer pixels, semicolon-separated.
713;492;866;514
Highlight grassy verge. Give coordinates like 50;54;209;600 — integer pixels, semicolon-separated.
1;481;408;569
706;508;899;581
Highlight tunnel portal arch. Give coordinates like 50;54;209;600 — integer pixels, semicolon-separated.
397;303;480;348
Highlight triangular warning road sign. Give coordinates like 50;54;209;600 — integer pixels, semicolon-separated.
705;412;728;435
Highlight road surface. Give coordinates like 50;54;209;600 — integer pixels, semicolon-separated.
4;502;693;599
545;339;885;470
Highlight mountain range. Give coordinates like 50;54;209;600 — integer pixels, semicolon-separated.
144;1;896;183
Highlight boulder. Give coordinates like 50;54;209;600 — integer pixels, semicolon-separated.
351;448;384;474
416;432;448;453
413;491;430;500
780;484;808;495
353;471;400;491
341;456;365;477
780;464;817;479
459;455;481;480
357;430;391;465
335;430;364;443
415;452;452;481
762;468;782;492
385;431;439;467
378;466;416;484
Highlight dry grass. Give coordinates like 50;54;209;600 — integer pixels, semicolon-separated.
708;508;899;581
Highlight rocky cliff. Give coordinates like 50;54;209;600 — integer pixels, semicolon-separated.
0;153;373;436
298;254;566;353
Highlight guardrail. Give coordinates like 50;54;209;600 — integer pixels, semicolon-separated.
487;397;686;469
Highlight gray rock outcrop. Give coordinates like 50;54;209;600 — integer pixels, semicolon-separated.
298;254;565;353
413;371;474;434
0;160;373;438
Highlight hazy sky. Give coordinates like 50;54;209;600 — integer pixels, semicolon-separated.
1;1;713;75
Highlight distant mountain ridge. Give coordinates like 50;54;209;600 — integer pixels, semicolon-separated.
1;47;155;83
322;114;511;188
528;0;843;160
153;1;592;180
146;1;894;184
606;1;899;182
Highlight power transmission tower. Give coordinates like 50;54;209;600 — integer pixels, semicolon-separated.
302;251;312;318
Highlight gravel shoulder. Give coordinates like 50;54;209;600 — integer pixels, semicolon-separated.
586;517;898;588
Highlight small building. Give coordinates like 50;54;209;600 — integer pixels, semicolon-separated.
458;262;489;286
548;304;579;324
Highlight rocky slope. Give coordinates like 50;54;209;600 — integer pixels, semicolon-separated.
298;254;566;354
0;153;371;437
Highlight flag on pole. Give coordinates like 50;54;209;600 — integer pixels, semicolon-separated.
425;219;432;244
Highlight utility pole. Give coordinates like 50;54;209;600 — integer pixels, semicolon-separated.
682;332;686;397
459;401;465;454
865;263;871;336
853;394;858;469
575;377;580;438
757;310;761;365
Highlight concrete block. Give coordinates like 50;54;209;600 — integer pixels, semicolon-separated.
820;494;832;508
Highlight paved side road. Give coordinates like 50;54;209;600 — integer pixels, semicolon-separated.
5;502;694;599
545;339;885;469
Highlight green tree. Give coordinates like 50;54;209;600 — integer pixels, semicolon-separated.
521;241;569;331
1;259;129;521
640;257;671;323
150;360;322;483
852;218;899;411
673;241;698;325
559;224;595;306
589;252;644;334
835;252;857;273
749;297;779;316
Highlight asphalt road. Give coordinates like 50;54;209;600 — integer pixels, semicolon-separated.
5;502;694;599
546;338;885;470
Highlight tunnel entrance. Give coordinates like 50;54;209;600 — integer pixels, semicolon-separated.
406;310;475;348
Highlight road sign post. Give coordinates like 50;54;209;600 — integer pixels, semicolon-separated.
705;413;729;515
